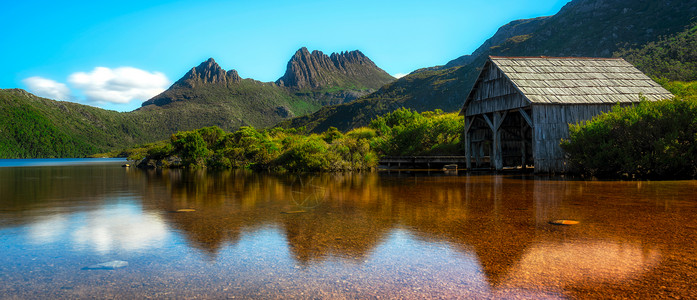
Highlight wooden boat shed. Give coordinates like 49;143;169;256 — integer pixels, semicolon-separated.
460;56;673;173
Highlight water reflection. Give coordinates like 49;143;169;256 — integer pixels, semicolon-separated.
25;202;169;254
136;170;681;282
1;164;697;298
70;204;168;254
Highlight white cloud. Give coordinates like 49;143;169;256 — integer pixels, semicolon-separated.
392;73;408;79
23;76;73;100
68;67;170;104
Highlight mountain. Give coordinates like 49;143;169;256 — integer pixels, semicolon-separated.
280;0;697;133
277;47;394;90
1;48;395;158
135;49;394;134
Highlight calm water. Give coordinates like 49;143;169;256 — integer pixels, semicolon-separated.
1;160;696;299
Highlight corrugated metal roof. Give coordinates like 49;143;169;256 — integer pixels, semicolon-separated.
489;56;673;104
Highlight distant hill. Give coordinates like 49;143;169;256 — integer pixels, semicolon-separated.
281;0;697;132
0;89;145;158
0;48;395;158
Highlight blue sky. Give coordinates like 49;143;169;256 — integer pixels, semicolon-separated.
1;0;569;111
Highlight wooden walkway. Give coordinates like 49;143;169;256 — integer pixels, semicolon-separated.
379;156;470;168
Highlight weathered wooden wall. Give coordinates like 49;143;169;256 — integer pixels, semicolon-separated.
532;104;615;173
465;63;528;116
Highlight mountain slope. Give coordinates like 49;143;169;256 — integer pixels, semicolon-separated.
1;48;395;158
281;0;697;133
0;89;150;158
615;22;697;81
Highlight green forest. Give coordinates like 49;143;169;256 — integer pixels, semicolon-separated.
123;109;463;172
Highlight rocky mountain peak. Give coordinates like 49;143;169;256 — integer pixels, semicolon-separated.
173;58;241;88
142;58;242;107
276;48;393;90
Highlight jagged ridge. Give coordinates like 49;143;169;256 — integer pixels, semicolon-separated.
276;47;394;90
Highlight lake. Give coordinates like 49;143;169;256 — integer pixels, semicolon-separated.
0;159;696;299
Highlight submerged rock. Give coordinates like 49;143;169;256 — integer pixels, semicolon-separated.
549;219;580;225
83;260;128;270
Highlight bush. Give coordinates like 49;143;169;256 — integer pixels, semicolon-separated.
171;131;210;167
369;108;463;156
561;97;697;179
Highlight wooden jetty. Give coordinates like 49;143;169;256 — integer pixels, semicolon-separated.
379;156;469;169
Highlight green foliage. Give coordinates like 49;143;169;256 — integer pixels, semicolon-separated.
171;130;210;166
615;23;697;81
660;80;697;99
321;127;343;143
346;127;377;140
561;97;697;179
0;104;97;158
369;108;464;156
133;108;463;171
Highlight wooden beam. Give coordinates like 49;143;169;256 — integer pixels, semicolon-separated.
519;108;534;128
482;114;495;131
495;110;508;130
465;116;474;134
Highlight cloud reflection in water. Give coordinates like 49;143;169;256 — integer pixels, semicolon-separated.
27;202;169;254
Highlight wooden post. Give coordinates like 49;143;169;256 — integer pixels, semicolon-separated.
464;116;473;170
482;114;495;169
476;143;482;167
520;114;526;169
519;107;534;171
491;111;507;171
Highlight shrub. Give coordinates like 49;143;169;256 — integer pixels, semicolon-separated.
561;97;697;179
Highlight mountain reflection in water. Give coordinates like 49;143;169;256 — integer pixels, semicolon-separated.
0;163;696;298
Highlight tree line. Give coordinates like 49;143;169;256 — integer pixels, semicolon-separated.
125;109;464;172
